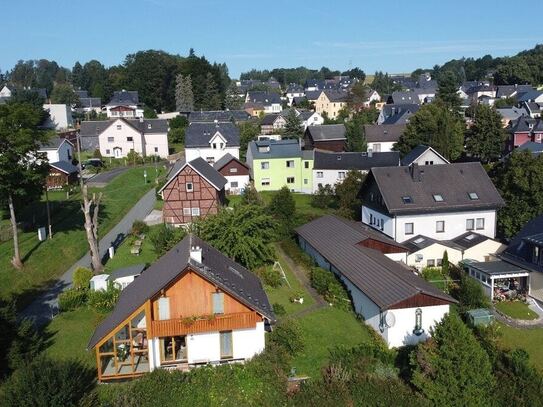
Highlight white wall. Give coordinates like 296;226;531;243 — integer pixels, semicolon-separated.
386;305;450;347
361;206;395;238
232;322;265;360
185;147;240;164
99;120;144;158
113;275;136;290
406;243;463;271
43;104;73;130
224;174;250;195
313;169;368;193
41;140;73;163
143;133;169;158
395;210;497;242
187;331;221;363
464;240;506;262
368;141;395;153
301;113;324;128
409;149;448;166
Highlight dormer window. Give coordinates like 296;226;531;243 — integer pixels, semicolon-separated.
433;194;444;202
402;196;413;204
468;192;479;200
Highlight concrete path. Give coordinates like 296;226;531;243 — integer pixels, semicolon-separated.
86;167;129;188
21;188;157;327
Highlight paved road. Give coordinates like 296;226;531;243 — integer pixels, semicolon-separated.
86;167;129;187
21;188;157;327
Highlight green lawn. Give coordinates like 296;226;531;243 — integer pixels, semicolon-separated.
44;307;103;369
292;307;374;377
104;230;159;273
495;301;539;320
0;166;163;309
499;323;543;371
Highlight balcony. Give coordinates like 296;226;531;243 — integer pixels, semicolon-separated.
151;312;260;337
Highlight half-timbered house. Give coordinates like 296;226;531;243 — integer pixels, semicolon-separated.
160;158;227;225
88;235;275;382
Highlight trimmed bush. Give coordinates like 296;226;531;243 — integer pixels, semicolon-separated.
58;289;88;312
87;284;120;313
255;266;283;288
280;239;314;269
72;267;93;290
310;267;351;310
131;220;149;237
268;318;304;356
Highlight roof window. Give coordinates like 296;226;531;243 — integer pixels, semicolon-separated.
433;194;444;202
414;237;425;244
468;192;479;200
402;196;413;204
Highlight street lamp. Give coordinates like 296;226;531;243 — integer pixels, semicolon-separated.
143;169;148;184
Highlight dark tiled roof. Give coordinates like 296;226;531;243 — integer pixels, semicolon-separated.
39;137;70;150
188;110;250;123
304;91;321;101
400;145;448;166
49;160;78;174
510;116;537;133
161;157;227;192
185;122;240;148
296;215;455;309
381;104;420;125
213;153;248;171
110;264;146;280
261;114;281;126
403;235;445;252
363;124;406;143
368;162;505;215
79;97;102;108
88;235;274;349
248;139;302;160
246;91;281;105
75;90;89;98
79;119;168;137
107;90;139;106
516;141;543;156
313;150;399;170
306;124;346;141
501;215;543;273
323;89;348;102
451;232;490;250
517;90;543;103
390;91;419;104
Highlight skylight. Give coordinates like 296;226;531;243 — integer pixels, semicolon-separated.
433;194;444;202
402;196;413;204
465;234;476;241
414;237;425;244
468;192;479;200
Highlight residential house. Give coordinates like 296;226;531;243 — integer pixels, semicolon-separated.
188;110;250;123
404;233;505;271
507;116;543;151
75;91;102;114
363;124;406;153
522;102;542;118
260;114;286;135
467;84;497;102
42;103;73;130
246;139;313;193
38;137;74;163
243;102;265;117
296;215;456;348
400;145;450;166
106;90;143;118
88;235;274;382
160;158;227;225
496;106;529;127
303;124;346;152
245;91;282;114
46;161;79;190
514;141;543;157
516;89;543;105
185;122;240;164
79;118;169;158
315;90;348;119
285;83;305;106
496;84;534;100
360;163;505;242
298;110;324;128
378;104;420;125
362;89;381;108
0;84;14;98
388;91;420;105
304;79;326;92
304;90;321;106
213;153;250;195
312;150;400;193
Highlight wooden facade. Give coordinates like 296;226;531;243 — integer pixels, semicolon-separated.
46;166;77;190
389;293;452;310
162;166;225;225
216;159;250;178
358;238;405;254
303;133;345;152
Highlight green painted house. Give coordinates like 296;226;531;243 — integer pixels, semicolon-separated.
246;139;313;193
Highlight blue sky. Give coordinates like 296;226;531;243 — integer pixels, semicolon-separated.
1;0;541;78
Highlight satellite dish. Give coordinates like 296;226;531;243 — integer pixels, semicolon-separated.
384;311;396;328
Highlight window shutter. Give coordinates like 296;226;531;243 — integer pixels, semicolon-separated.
212;293;224;314
158;297;170;320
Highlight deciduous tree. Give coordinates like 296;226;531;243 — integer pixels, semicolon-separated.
283;108;303;138
335;170;365;220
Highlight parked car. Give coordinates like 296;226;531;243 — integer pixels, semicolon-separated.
82;158;103;169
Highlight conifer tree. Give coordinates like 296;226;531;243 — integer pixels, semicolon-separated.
175;74;194;112
204;72;222;110
225;82;242;110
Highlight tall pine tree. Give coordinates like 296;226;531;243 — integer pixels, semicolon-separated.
175;74;194;112
225;82;242;110
204;72;222;110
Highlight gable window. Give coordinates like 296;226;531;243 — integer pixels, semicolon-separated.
286;160;295;168
405;223;414;235
433;194;444;202
427;259;435;267
231;181;239;188
191;208;200;216
107;136;114;143
212;292;224;314
317;171;323;178
373;143;381;152
437;258;443;267
219;143;224;149
147;124;152;129
338;171;346;179
220;331;233;359
126;136;133;142
402;196;413;204
229;168;238;173
287;177;295;184
436;221;445;233
212;143;217;149
261;178;270;186
186;182;193;192
466;219;475;231
468;192;479;200
261;162;269;170
425;161;434;165
476;218;485;230
304;161;309;169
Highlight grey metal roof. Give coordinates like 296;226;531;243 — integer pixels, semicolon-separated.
188;110;250;123
313;150;399;170
400;145;448;166
368;162;505;215
247;139;302;160
306;124;346;141
467;260;527;276
296;215;455;309
364;124;406;143
88;235;275;349
39;137;70;150
160;157;227;192
213;153;248;171
110;264;146;280
49;160;78;174
185;122;240;148
502;215;543;273
107;90;139;106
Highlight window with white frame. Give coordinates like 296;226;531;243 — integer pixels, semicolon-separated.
427;259;435;267
206;157;215;164
231;181;238;188
405;223;414;235
261;162;269;170
476;218;485;230
466;218;474;230
436;221;445;233
186;183;193;192
191;208;200;216
229;168;238;173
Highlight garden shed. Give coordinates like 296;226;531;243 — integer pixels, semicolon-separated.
467;308;494;327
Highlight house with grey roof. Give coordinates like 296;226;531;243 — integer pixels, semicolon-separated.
260;113;286;135
360;162;505;242
188;110;250;123
296;215;456;348
312;150;399;193
38;137;74;163
400;145;449;167
378;104;420;125
303;124;346;152
75;90;102;114
363;124;406;153
244;91;282;113
79;118;169;158
388;91;420;105
88;235;274;381
106;90;143;118
185;122;240;164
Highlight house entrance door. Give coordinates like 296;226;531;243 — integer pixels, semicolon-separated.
113;147;122;158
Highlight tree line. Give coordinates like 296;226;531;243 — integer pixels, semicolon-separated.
239;66;366;86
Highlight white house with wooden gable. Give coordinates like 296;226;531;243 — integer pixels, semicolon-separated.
400;145;450;166
360;163;505;243
184;122;240;165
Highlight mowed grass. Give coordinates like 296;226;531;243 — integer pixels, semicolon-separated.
104;230;159;273
292;307;374;377
44;307;104;369
0;166;162;309
498;323;543;371
495;301;539;320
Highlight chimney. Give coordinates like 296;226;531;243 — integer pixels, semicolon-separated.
214;119;219;127
409;163;423;182
190;246;202;264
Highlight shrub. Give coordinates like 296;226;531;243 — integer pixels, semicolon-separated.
280;239;313;269
126;149;142;165
148;224;186;256
72;266;93;290
131;220;149;237
310;267;351;310
58;289;88;312
450;272;491;313
92;149;102;159
272;303;286;316
87;284;120;313
268;318;304;356
0;356;96;407
311;184;336;208
168;127;185;144
255;266;283;288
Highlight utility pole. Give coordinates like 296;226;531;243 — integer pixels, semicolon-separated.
45;187;52;239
